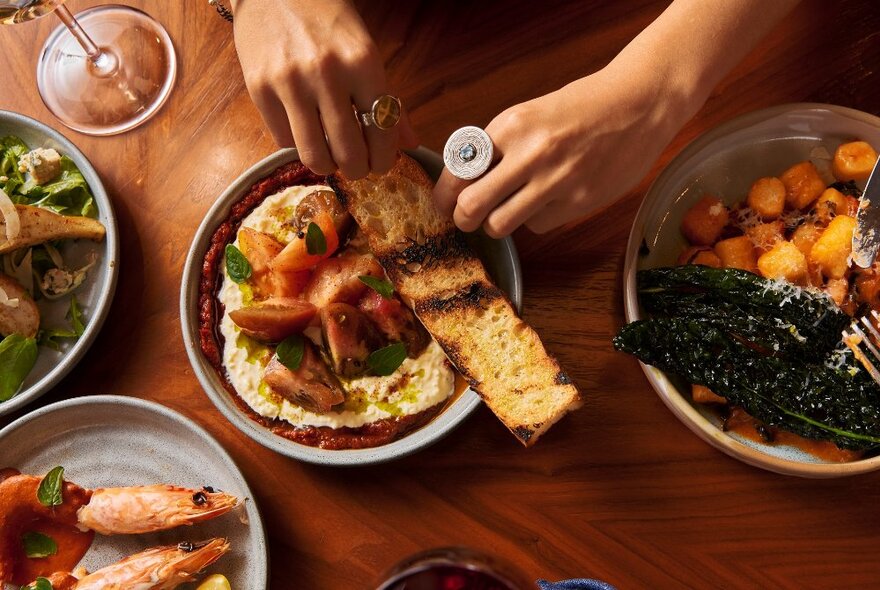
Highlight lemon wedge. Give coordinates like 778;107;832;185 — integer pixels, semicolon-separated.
197;574;231;590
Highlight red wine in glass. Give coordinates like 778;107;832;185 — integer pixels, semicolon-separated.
377;548;529;590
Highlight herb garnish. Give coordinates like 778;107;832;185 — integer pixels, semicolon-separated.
0;334;38;401
38;295;85;350
276;334;305;370
26;577;52;590
368;342;407;376
22;531;58;558
306;222;327;255
225;244;252;284
358;275;394;299
37;466;64;506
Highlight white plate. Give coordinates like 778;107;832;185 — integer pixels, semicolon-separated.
0;395;268;587
624;103;880;478
0;111;119;416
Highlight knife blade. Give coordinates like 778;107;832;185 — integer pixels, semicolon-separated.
851;156;880;268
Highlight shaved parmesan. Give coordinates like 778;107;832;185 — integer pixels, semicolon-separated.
0;188;20;242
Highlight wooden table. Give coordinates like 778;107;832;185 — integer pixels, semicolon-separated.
3;1;880;587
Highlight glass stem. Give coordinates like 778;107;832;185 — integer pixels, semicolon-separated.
53;5;117;75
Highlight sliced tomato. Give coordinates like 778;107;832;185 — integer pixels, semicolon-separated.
238;228;284;298
303;251;384;308
270;211;339;273
263;342;344;413
229;297;317;343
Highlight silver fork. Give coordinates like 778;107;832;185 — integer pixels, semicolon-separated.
842;310;880;384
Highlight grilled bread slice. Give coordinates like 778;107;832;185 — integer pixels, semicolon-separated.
329;154;581;445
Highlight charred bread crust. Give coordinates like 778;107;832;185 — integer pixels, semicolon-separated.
330;153;582;446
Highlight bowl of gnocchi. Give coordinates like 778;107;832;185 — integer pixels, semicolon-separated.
620;103;880;477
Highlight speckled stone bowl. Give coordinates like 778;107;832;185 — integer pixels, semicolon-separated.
624;103;880;477
0;111;119;417
0;395;268;587
181;147;522;466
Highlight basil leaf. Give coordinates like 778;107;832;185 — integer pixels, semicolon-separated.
225;244;252;284
368;342;407;376
27;577;53;590
305;222;327;256
22;531;57;558
37;466;64;506
0;334;38;401
276;334;305;371
358;275;394;299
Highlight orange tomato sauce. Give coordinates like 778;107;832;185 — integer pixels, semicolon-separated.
0;471;95;585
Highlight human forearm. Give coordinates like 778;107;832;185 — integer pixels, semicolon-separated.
613;0;802;124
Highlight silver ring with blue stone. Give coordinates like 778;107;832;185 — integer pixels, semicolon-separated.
443;126;494;180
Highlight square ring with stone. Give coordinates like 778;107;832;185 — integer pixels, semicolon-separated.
443;126;494;180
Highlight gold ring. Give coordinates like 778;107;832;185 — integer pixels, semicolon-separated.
358;95;402;130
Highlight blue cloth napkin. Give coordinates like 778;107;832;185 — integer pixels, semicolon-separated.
536;579;617;590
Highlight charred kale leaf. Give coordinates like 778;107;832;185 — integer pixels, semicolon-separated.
614;266;880;450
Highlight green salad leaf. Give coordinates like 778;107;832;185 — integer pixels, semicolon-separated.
0;137;96;217
0;136;28;195
22;531;58;558
38;295;86;350
368;342;407;376
225;244;252;284
26;156;97;217
0;334;38;401
37;466;64;506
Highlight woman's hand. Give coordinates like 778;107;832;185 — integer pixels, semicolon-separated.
433;0;801;237
230;0;415;178
433;64;686;237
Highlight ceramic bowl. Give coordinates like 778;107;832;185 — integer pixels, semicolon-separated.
0;111;119;416
181;148;522;466
0;395;268;587
624;103;880;477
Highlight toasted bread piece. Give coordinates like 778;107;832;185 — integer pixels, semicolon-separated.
329;154;581;445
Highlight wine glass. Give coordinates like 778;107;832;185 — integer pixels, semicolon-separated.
1;0;177;136
376;547;531;590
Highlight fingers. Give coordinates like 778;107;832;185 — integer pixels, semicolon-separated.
317;86;370;179
482;184;551;238
352;90;398;176
523;202;568;234
433;168;472;218
275;84;337;175
397;109;420;150
247;85;295;147
453;159;527;232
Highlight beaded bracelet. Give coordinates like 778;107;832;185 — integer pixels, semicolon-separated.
208;0;233;22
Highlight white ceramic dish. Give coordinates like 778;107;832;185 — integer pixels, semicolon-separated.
0;395;268;587
0;111;119;417
624;103;880;478
181;147;522;466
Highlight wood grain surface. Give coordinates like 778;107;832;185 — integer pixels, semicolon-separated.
2;1;880;588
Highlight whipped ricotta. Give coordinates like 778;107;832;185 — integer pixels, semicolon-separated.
218;184;454;429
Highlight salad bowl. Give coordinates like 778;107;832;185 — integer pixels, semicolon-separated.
0;111;119;416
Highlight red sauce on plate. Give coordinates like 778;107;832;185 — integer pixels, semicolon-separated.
0;473;94;585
